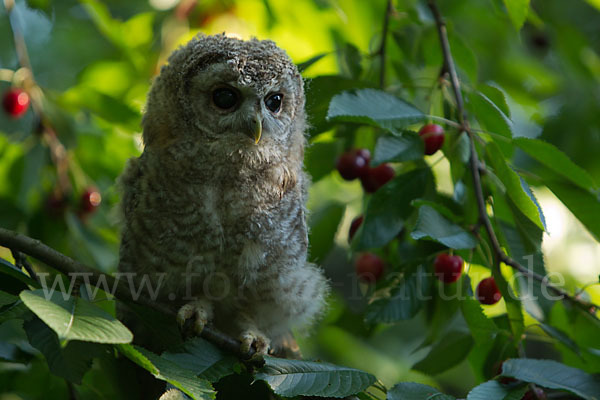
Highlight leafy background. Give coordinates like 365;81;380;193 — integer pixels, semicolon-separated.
0;0;599;399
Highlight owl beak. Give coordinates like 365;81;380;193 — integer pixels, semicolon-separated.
253;113;262;144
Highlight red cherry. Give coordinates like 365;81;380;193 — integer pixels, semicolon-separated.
355;253;384;283
2;89;30;118
476;277;502;305
521;388;546;400
418;124;445;155
336;149;370;180
360;163;395;193
45;192;68;217
495;360;517;385
348;215;364;242
434;253;463;283
79;188;102;215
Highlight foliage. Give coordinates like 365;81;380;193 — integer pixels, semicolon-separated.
1;0;600;399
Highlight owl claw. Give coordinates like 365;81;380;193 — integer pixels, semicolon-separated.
176;300;213;335
239;329;270;357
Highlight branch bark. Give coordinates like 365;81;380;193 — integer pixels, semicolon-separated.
426;0;598;315
0;227;257;360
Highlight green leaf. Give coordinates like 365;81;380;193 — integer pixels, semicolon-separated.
305;76;371;136
514;137;597;190
502;0;531;30
485;142;545;230
412;331;474;375
478;84;511;118
327;89;425;131
255;356;375;397
0;290;18;307
162;337;236;382
305;140;342;182
490;267;525;342
411;205;477;249
372;131;424;165
387;382;455;400
539;323;581;357
24;317;105;384
19;289;132;345
355;168;431;249
297;52;329;72
467;380;528;400
468;92;513;155
461;297;499;345
118;344;215;400
546;180;600;242
366;265;431;323
0;257;40;294
502;358;600;399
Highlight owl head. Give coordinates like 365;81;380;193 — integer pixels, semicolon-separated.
142;34;306;164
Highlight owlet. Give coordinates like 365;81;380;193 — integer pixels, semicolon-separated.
117;34;329;355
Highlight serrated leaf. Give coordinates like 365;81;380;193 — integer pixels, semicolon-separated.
461;297;499;344
366;265;431;323
118;344;215;400
372;131;424;165
485;142;545;230
411;205;477;249
24;317;105;384
20;289;132;345
162;337;236;383
468;92;513;155
255;356;375;398
412;331;474;375
501;358;600;399
467;380;528;400
327;89;425;131
355;168;431;249
387;382;455;400
502;0;531;30
478;85;511;117
514;137;597;190
546;180;600;242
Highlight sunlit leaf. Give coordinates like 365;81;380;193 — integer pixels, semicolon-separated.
502;0;531;30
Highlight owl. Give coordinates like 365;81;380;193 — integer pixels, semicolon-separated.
117;34;329;356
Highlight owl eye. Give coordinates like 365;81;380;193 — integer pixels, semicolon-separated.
265;93;283;113
212;87;239;110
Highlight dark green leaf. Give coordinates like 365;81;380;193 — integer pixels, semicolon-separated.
485;142;545;230
461;297;499;344
24;317;105;384
0;257;40;294
297;53;329;72
478;84;511;117
117;344;215;400
355;168;431;249
20;289;132;344
514;137;597;190
502;358;600;399
467;380;528;400
366;265;431;323
411;205;477;249
308;202;344;262
387;382;455;400
372;131;424;165
0;290;18;307
468;92;513;155
327;89;425;131
539;323;581;357
412;331;474;375
255;356;375;397
305;140;342;182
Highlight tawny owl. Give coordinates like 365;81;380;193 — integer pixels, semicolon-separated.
117;33;329;355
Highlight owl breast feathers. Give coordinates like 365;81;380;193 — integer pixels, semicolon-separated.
117;34;329;354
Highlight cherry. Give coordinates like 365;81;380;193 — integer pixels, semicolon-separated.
355;253;384;283
418;124;445;155
360;163;394;193
348;215;364;242
2;88;30;118
522;388;546;400
476;277;502;305
45;192;68;217
336;149;370;181
434;253;463;283
79;188;102;216
495;360;517;385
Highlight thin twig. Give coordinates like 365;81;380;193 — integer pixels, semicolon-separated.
426;0;599;315
0;227;257;360
378;0;393;88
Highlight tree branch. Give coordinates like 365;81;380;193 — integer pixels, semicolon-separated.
0;227;257;360
426;0;599;315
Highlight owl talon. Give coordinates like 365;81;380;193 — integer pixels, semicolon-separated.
176;300;213;335
239;329;270;357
